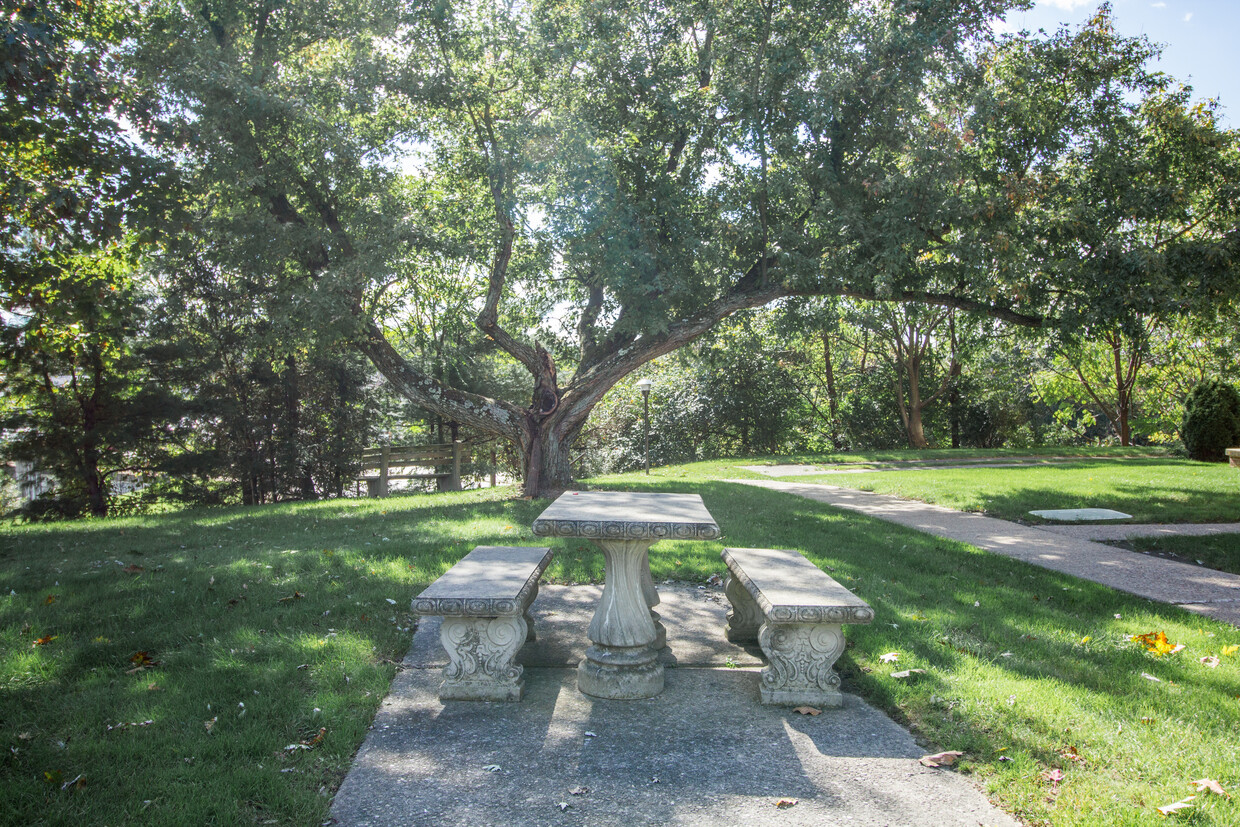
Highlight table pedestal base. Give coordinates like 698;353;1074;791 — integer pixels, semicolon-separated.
577;538;666;699
577;644;664;699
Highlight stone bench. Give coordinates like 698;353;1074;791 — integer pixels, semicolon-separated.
721;547;874;707
412;545;553;702
1228;448;1240;468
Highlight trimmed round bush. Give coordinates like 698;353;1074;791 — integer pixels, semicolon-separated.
1181;378;1240;461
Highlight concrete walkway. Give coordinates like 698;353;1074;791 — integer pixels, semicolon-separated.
732;479;1240;628
331;584;1020;827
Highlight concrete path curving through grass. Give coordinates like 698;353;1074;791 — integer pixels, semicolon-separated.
730;479;1240;629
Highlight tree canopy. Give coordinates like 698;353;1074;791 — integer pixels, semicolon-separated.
6;0;1238;504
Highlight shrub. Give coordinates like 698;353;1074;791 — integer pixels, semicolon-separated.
1180;378;1240;461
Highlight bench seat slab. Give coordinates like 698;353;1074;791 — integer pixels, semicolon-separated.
722;547;874;708
412;546;553;702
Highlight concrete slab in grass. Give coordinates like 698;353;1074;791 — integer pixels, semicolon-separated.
1028;508;1132;521
332;584;1019;827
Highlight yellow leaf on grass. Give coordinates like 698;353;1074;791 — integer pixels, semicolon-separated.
1131;631;1184;657
1222;645;1239;657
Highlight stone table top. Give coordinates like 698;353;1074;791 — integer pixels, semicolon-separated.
532;490;721;541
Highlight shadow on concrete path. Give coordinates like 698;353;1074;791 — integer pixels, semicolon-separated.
330;585;1019;827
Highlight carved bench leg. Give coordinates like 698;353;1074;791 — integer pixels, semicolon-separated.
757;621;846;707
723;573;763;644
439;615;529;702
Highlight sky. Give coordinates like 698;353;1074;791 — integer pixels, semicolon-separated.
997;1;1240;125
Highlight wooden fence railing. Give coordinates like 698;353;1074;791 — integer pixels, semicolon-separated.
358;442;470;497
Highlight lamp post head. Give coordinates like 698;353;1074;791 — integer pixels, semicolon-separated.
636;378;653;397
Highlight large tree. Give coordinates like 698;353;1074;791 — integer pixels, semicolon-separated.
127;0;1237;495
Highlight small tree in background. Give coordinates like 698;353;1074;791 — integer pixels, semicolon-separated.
1180;379;1240;461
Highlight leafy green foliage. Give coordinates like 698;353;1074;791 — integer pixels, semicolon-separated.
1181;378;1240;462
0;248;189;517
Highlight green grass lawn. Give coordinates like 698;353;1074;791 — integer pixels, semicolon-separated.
3;458;1240;826
1122;534;1240;577
770;457;1240;524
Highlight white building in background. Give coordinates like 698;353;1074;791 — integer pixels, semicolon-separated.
12;460;55;503
2;461;145;506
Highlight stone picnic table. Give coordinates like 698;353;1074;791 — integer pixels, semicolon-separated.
531;490;721;700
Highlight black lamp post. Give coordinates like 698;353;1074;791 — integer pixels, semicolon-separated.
636;378;652;474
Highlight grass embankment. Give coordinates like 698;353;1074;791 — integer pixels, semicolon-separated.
1124;534;1240;577
768;456;1240;524
3;455;1239;826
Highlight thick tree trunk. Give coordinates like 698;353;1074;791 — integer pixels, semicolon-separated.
904;360;930;449
82;444;107;517
906;407;930;450
522;424;576;498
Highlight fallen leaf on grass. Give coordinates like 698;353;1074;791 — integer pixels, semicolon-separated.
891;669;926;679
278;591;305;603
1222;645;1239;657
1156;796;1196;816
919;751;963;768
792;706;821;716
106;720;153;733
1190;778;1230;798
1059;746;1086;765
126;651;159;673
45;594;58;605
204;717;217;734
879;652;899;663
32;635;57;647
1200;655;1220;668
285;728;327;752
43;770;63;785
1042;768;1064;786
1131;631;1185;657
122;565;144;574
774;798;798;808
